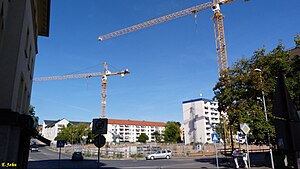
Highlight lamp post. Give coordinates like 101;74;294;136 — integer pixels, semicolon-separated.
254;68;275;169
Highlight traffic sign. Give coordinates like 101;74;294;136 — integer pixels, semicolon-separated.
197;144;201;152
240;123;250;135
56;140;65;148
92;118;108;134
211;133;219;143
94;135;106;148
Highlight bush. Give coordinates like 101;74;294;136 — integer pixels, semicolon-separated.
84;152;91;157
130;153;144;158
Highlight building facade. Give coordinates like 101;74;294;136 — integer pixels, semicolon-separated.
107;119;165;143
182;98;221;144
0;0;50;168
42;119;166;143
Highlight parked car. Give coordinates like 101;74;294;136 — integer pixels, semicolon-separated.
145;149;172;160
30;144;39;152
72;152;84;161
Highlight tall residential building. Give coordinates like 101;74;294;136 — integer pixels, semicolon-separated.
0;0;50;168
182;98;220;144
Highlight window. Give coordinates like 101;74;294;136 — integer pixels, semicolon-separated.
27;45;32;71
57;124;64;128
24;28;29;58
0;3;4;34
17;75;25;112
22;86;27;113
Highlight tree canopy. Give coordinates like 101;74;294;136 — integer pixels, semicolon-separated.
163;121;181;143
55;123;93;144
213;40;300;145
152;131;162;143
137;133;149;143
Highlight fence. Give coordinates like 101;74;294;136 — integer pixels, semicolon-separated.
49;142;269;159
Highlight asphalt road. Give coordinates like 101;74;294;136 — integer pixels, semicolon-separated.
28;146;271;169
28;146;224;169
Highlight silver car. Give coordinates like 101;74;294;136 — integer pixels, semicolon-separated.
146;149;172;160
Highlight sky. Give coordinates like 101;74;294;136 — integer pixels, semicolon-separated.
32;0;300;124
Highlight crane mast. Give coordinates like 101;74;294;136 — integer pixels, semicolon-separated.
101;63;108;118
33;63;130;118
212;2;228;74
98;0;236;75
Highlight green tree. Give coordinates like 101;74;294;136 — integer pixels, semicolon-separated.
294;34;300;46
152;131;162;143
55;123;92;144
213;40;300;145
29;105;39;128
137;133;149;143
163;121;181;143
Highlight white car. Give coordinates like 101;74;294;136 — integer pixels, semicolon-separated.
146;149;172;160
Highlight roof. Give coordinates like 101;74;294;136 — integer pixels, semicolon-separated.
44;119;166;127
108;119;166;127
36;0;50;36
182;98;217;104
44;119;90;128
289;46;300;59
44;120;60;128
69;121;90;126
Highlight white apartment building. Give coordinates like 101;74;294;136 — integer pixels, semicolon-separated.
42;118;165;143
182;98;221;144
107;119;165;143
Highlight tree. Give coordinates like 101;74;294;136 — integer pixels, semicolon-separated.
55;123;93;144
163;121;181;143
137;133;149;143
152;131;162;143
29;105;39;128
213;39;300;145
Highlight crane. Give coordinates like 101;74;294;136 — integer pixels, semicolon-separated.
98;0;235;75
34;62;130;118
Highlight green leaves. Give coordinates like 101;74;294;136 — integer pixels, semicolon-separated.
137;133;149;143
163;121;181;143
214;39;300;145
55;123;93;144
152;131;162;143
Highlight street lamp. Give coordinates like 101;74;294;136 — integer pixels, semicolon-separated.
254;68;275;169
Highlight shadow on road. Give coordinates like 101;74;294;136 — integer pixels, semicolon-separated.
28;159;119;169
194;152;271;168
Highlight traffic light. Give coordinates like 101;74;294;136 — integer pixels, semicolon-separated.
92;118;108;134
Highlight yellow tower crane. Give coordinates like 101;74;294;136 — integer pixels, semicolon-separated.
98;0;236;75
34;62;130;118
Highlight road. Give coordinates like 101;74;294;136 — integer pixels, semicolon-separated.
28;146;271;169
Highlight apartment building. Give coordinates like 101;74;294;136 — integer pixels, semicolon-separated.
107;119;165;143
182;98;221;144
42;118;165;143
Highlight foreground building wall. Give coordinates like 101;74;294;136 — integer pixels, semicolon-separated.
0;0;50;168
